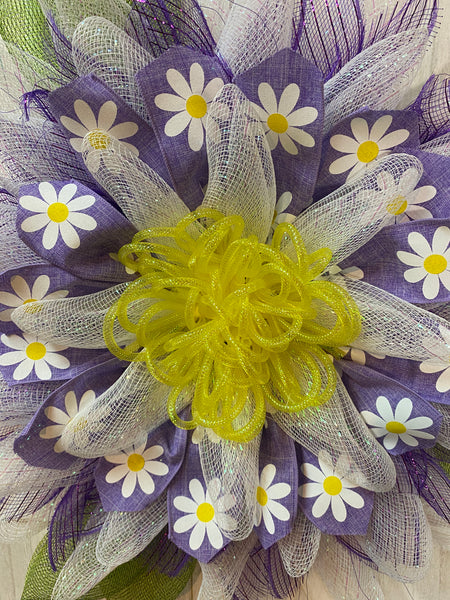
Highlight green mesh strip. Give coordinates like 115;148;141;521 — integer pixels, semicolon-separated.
0;0;52;61
22;532;195;600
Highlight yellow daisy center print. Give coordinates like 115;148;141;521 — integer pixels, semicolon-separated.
322;475;343;496
267;112;289;134
356;140;379;163
26;342;46;360
385;420;407;434
386;195;407;215
257;486;269;506
185;94;207;119
127;453;145;472
87;129;111;150
47;202;69;223
196;502;215;523
423;254;447;274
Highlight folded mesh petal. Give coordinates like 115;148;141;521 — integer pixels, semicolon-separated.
278;509;321;577
95;493;168;567
202;84;276;242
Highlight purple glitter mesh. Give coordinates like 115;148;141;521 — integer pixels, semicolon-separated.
409;74;450;142
21;89;57;123
234;543;301;600
125;0;216;59
402;450;450;523
48;476;97;571
144;528;192;577
0;488;60;521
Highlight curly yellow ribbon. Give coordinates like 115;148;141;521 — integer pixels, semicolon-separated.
104;209;361;442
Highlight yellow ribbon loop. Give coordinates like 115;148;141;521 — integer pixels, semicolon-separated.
104;209;361;442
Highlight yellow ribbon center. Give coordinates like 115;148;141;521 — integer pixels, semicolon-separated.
103;209;361;443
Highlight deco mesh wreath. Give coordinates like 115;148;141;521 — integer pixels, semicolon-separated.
0;1;449;599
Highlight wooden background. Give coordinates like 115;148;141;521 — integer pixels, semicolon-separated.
1;1;450;598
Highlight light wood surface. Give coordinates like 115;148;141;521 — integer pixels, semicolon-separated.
1;1;449;599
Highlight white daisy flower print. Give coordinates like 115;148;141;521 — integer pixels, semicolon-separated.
271;191;296;230
341;346;386;366
105;443;169;498
420;325;450;392
300;453;364;522
0;332;69;381
255;464;291;535
251;82;318;155
60;100;139;172
39;390;95;452
327;264;364;280
155;63;224;151
329;115;410;181
0;274;68;322
361;396;434;450
19;182;97;250
173;478;236;551
397;226;450;300
376;169;436;223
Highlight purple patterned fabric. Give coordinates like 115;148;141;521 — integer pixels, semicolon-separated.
235;49;324;213
137;46;230;209
298;446;374;535
95;419;187;512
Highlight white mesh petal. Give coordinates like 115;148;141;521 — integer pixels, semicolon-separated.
362;490;432;582
72;16;153;118
198;532;257;600
324;27;430;131
421;133;450;157
315;534;384;600
278;509;321;577
289;154;422;265
198;430;260;541
58;361;173;458
0;201;43;272
339;278;450;360
95;493;167;567
51;531;113;600
215;0;294;76
202;84;276;242
274;376;396;492
50;0;131;40
11;284;135;349
82;137;190;230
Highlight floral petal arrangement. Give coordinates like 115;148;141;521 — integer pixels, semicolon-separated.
0;1;449;600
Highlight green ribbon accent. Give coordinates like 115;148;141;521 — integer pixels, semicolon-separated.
22;531;196;600
0;0;51;61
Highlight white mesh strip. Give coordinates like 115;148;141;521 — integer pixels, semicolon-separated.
72;16;153;119
199;0;232;44
83;137;190;230
202;84;276;243
52;531;114;600
421;133;450;156
315;534;384;600
0;37;33;114
433;403;450;449
339;277;450;361
422;502;450;551
96;493;167;567
11;283;135;349
275;376;396;492
59;361;173;458
215;0;294;75
50;0;131;40
0;438;87;496
0;373;61;415
324;28;430;132
198;532;257;600
289;154;422;266
278;509;321;577
362;490;432;582
198;430;260;541
0;201;43;271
